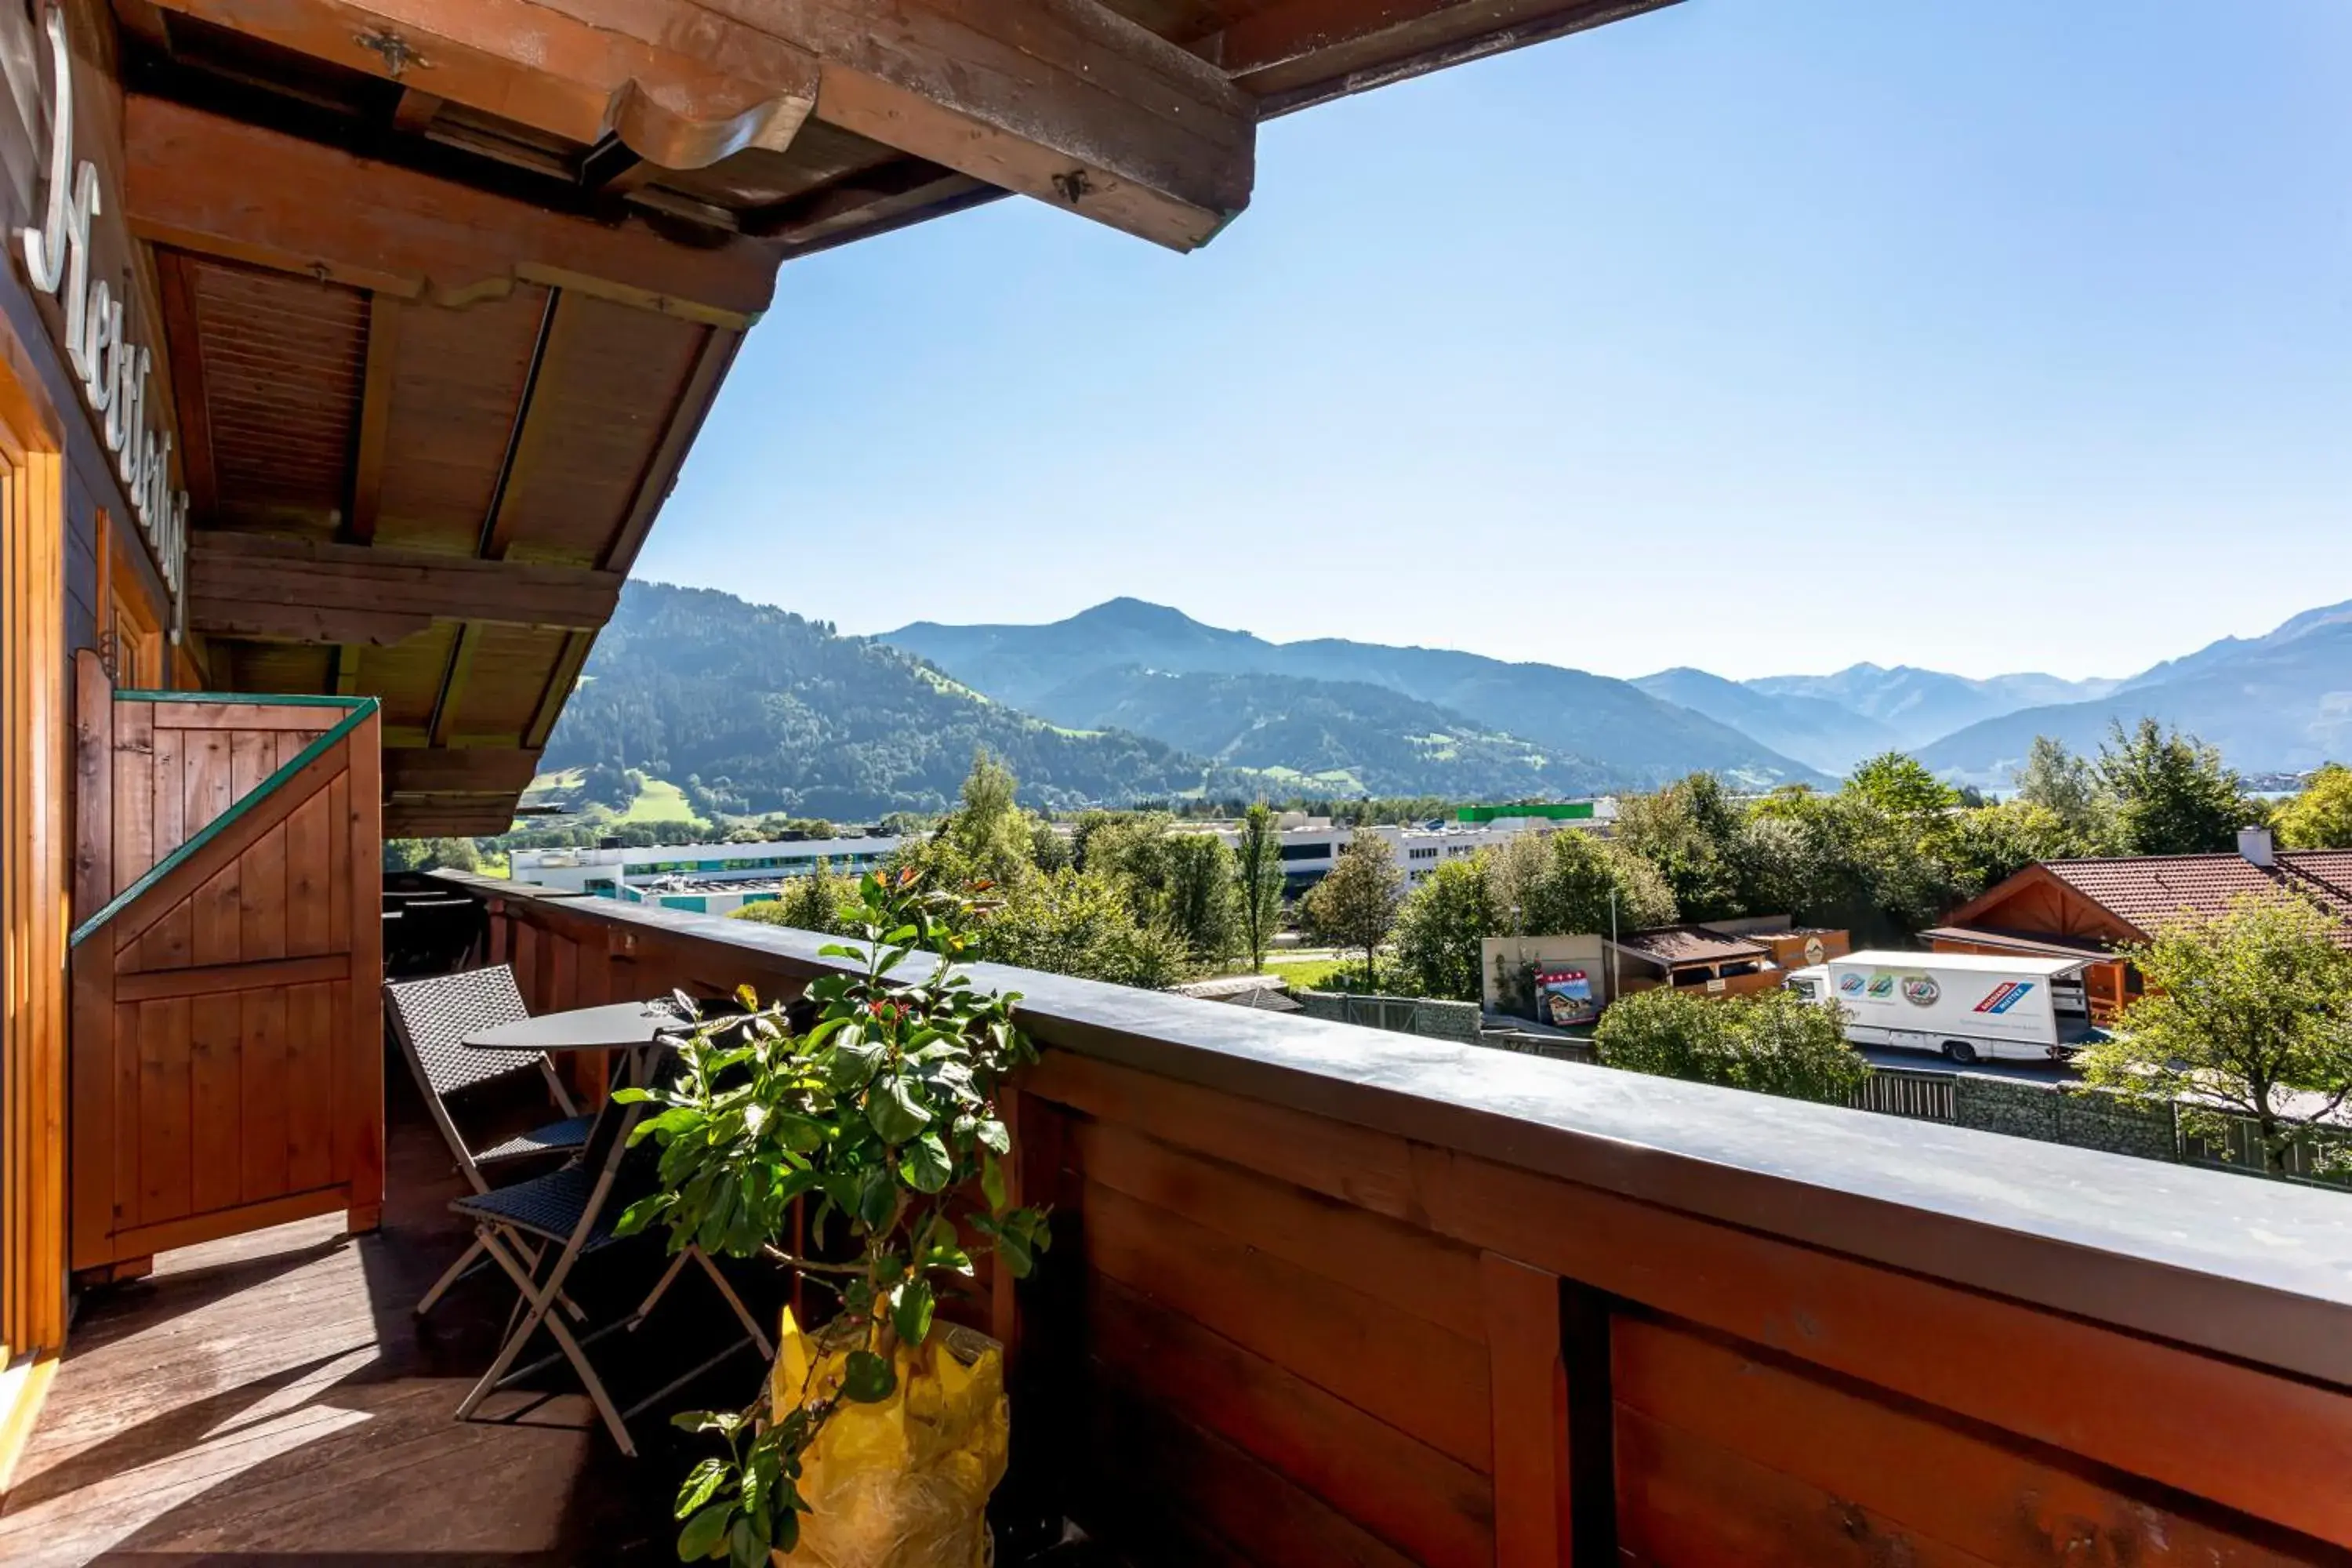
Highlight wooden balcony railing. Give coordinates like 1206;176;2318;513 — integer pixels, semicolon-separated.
438;872;2352;1567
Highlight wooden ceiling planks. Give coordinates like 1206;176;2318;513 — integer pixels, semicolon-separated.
183;257;368;535
371;285;551;558
481;292;709;567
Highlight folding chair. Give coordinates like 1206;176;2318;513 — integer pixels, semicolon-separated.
384;967;593;1316
451;1046;773;1457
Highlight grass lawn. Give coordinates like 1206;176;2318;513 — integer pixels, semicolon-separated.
1264;954;1364;991
617;776;698;825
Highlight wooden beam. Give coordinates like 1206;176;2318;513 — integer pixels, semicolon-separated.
523;630;595;751
426;623;483;747
152;250;220;525
159;0;1258;251
1207;0;1684;116
124;94;779;321
384;798;520;837
383;746;542;797
479;288;568;562
186;532;622;644
601;325;738;575
143;0;820;170
390;85;443;133
343;294;401;545
745;160;989;249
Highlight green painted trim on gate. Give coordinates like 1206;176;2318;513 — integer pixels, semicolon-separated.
111;688;377;708
71;699;380;948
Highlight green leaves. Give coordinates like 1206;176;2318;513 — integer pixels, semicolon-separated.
866;1073;931;1143
677;1503;732;1562
841;1348;896;1403
901;1133;953;1194
890;1276;936;1348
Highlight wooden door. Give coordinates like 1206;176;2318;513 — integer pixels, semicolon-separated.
68;660;384;1272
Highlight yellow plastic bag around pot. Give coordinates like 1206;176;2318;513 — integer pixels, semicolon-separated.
768;1308;1008;1568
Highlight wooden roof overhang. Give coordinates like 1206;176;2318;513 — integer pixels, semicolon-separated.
105;0;1679;835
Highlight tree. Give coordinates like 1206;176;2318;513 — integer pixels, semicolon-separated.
1303;835;1403;989
1845;751;1962;818
1594;986;1869;1106
1615;773;1743;921
2013;735;2100;840
976;867;1191;989
2074;895;2352;1176
731;858;854;935
383;837;482;873
1029;818;1073;873
1157;832;1239;966
939;749;1034;887
1390;855;1500;1001
2095;719;2248;856
1487;829;1675;940
2276;764;2352;850
1232;803;1287;973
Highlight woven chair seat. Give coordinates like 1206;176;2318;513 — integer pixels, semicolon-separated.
452;1166;625;1251
476;1114;595;1166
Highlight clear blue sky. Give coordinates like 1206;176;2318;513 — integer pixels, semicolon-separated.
638;0;2351;684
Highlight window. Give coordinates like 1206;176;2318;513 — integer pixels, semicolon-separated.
100;510;165;690
1279;843;1331;862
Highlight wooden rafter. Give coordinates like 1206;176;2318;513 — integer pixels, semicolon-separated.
343;294;401;545
382;746;542;797
140;0;821;171
151;251;220;525
123;95;780;321
1208;0;1685;114
143;0;1258;252
186;532;622;644
426;623;483;748
523;630;596;752
601;323;739;575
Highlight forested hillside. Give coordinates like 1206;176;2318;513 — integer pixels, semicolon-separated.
542;583;1211;817
1026;666;1609;797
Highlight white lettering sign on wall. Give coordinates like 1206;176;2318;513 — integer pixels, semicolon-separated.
19;6;188;626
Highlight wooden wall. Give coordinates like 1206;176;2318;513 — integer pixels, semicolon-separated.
68;656;383;1273
472;888;2352;1568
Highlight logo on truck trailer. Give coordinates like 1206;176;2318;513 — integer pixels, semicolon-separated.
1974;982;2034;1014
1900;976;1940;1007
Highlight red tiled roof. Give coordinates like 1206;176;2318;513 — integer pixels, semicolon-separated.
2041;851;2352;946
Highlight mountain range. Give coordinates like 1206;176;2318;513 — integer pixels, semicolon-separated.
536;583;2352;820
888;599;1829;791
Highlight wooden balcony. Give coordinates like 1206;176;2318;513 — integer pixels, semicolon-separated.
10;872;2352;1566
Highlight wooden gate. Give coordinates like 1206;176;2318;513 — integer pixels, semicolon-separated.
67;652;383;1276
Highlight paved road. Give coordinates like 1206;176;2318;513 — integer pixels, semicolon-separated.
1859;1045;2082;1087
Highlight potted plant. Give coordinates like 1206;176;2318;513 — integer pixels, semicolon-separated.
616;870;1052;1566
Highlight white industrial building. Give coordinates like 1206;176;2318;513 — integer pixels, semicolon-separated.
1183;801;1617;890
506;837;903;916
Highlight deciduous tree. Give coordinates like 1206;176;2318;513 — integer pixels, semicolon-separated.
1391;855;1501;1001
1304;835;1403;989
2074;895;2352;1175
1595;986;1867;1105
2275;763;2352;850
1232;803;1287;973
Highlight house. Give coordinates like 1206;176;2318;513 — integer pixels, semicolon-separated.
1927;827;2352;1022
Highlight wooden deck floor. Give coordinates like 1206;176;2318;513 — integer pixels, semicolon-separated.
0;1076;756;1566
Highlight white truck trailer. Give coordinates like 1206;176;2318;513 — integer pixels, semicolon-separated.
1783;949;2098;1065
